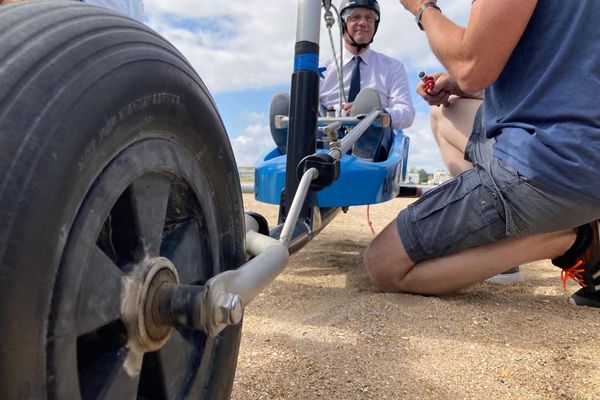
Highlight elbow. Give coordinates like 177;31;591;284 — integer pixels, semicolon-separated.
391;106;415;130
454;76;487;96
406;107;416;127
452;60;500;95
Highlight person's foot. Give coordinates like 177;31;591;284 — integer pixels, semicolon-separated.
552;221;600;308
569;288;600;307
485;266;523;285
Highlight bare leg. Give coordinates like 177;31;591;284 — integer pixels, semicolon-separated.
430;96;482;176
363;220;576;295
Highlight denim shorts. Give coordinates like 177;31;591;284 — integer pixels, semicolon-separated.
397;107;600;264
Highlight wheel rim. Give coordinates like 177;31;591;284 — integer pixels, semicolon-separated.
48;138;225;399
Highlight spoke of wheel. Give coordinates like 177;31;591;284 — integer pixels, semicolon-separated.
129;173;172;257
98;349;143;400
76;244;125;335
157;329;198;399
162;220;209;284
186;336;215;397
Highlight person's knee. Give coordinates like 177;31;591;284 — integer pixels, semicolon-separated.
362;243;377;276
362;243;390;290
430;105;444;138
363;238;406;292
363;220;417;292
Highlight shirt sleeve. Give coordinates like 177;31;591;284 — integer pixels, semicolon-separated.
384;60;415;130
318;57;340;113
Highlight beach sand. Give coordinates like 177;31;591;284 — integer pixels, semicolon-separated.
231;194;600;400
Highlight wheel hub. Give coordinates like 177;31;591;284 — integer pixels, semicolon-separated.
122;257;179;353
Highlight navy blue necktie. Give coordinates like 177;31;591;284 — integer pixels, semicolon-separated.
348;56;362;102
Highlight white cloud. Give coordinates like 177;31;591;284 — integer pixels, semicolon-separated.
144;0;472;171
145;1;470;94
229;112;274;167
145;0;298;93
403;112;446;172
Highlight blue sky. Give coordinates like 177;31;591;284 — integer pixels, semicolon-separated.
144;0;470;171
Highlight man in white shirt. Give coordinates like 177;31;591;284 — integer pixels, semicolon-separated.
320;0;414;131
270;0;415;160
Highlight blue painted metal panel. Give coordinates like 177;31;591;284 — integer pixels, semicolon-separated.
254;131;410;207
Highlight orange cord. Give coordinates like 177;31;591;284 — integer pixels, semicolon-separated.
560;260;587;291
366;205;376;235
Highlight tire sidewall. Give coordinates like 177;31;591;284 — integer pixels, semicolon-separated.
0;42;244;400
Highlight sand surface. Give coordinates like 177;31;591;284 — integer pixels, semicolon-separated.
231;194;600;400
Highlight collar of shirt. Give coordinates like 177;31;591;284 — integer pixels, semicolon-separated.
343;47;373;67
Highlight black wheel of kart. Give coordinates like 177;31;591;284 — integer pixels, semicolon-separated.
0;2;245;399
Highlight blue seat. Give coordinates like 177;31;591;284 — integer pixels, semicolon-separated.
254;130;410;207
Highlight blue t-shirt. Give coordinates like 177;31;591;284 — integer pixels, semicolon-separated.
485;0;600;204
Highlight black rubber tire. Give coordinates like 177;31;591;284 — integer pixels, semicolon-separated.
0;2;244;399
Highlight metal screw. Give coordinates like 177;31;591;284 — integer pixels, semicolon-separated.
216;292;243;325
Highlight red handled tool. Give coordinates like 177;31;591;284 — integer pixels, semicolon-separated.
418;71;435;94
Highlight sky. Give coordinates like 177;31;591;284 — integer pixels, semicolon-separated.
143;0;471;171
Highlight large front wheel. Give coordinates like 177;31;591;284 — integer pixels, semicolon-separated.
0;2;245;399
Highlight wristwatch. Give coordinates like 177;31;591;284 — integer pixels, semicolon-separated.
415;2;441;31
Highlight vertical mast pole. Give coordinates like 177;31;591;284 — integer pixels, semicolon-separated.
280;0;321;223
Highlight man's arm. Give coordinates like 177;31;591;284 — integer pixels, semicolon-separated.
384;61;415;130
400;0;537;93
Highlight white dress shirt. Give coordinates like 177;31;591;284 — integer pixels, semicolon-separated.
84;0;144;22
319;47;415;130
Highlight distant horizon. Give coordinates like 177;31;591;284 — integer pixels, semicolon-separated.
236;165;449;174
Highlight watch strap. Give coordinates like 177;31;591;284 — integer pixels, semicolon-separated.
415;2;441;31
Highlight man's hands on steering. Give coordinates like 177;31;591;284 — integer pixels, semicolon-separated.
342;102;353;115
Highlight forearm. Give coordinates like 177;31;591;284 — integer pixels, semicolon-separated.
386;63;416;130
421;14;471;85
385;104;415;130
453;86;483;100
413;0;537;93
419;8;489;93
